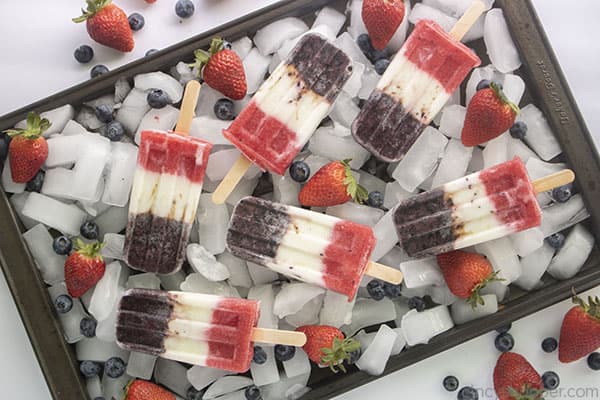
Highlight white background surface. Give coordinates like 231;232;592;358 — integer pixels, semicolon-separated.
0;1;599;399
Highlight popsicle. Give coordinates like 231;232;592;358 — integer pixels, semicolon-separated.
212;34;353;204
394;157;575;257
116;289;306;373
226;196;403;300
124;81;213;274
351;2;485;162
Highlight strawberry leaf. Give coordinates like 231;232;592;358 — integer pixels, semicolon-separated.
72;0;112;23
572;289;600;321
75;238;104;259
490;81;520;115
320;336;360;373
341;159;368;204
189;38;225;76
467;270;504;309
4;112;51;139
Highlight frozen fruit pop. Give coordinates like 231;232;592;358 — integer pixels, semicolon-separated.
352;3;485;162
394;157;575;257
124;81;213;274
226;197;403;300
212;34;353;204
116;289;306;373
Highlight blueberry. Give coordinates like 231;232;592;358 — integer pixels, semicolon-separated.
94;398;106;400
253;346;267;365
476;79;491;91
80;221;99;240
495;323;512;334
274;345;295;362
371;48;389;62
147;89;171;109
289;161;310;183
80;360;102;378
509;121;528;139
347;348;361;365
90;64;109;78
105;121;125;142
443;375;459;392
74;45;94;64
52;236;73;255
105;357;126;378
542;371;560;390
356;34;374;58
408;296;426;312
175;0;195;18
244;385;262;400
546;233;565;250
494;333;514;353
457;387;479;400
128;13;145;31
214;98;235;120
222;40;232;50
146;49;159;56
551;185;572;203
374;59;391;75
367;191;384;208
541;337;558;353
0;133;9;165
26;170;45;192
383;282;402;298
80;317;97;338
366;279;386;301
587;352;600;371
54;294;73;314
95;104;114;123
186;386;205;400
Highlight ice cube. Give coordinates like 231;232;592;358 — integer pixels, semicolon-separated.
218;252;253;288
319;290;355;328
540;195;589;237
40;168;73;200
347;0;367;39
102;373;132;400
508;228;544;257
244;48;272;94
207;148;261;182
482;132;510;168
115;88;152;134
154;358;191;397
476;238;522;284
14;105;75;137
274;283;325;318
171;61;196;85
272;172;301;206
196;194;230;255
247;261;280;285
261;372;309;400
342;298;396;336
401;306;454;346
517;104;562;161
301;154;330;180
525;158;564;206
1;159;25;194
126;272;161;290
438;105;466;140
187;366;233;391
428;283;460;306
484;9;522;73
355;324;398;376
502;73;526;106
102;142;138;206
225;176;261;206
45;133;82;168
380;246;413;270
308;126;369;169
313;7;346;36
61;119;88;136
189;116;232;145
22;192;86;235
22;224;66;284
547;224;595;280
328;93;361;130
513;243;555;291
75;337;129;362
194;83;229;118
133;105;179;144
134;71;184;103
465;65;524;105
69;135;111;202
95;289;125;342
343;61;365;98
409;3;458;32
451;295;498;324
76;107;104;131
254;18;308;56
467;147;484;173
204;376;253;399
93;205;128;238
508;137;538;164
86;376;103;399
423;0;493;18
336;33;371;67
186;244;230;281
248;284;278;329
383;182;414;210
112;77;132;103
400;258;444;288
84;94;116;110
48;283;89;343
326;202;384;227
251;346;280;387
158;270;186;290
285;294;324;327
462;12;486;43
392;126;448;192
358;172;386;194
180;273;237;296
232;36;253;60
126;351;157;379
431;139;473;188
370;209;399;261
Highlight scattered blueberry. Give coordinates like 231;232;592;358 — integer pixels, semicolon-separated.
495;333;514;353
476;79;491;91
95;104;114;123
541;337;558;353
80;360;102;378
495;323;512;334
367;279;386;301
80;221;100;240
54;294;73;314
244;385;262;400
80;317;97;338
52;236;73;255
546;233;565;250
374;59;391;75
551;185;572;203
408;296;426;312
0;133;9;164
457;387;479;400
542;371;560;390
214;98;235;120
274;345;295;362
186;386;205;400
587;352;600;371
356;34;373;58
147;89;170;109
222;40;232;50
443;375;459;392
105;121;125;142
383;282;402;298
253;346;267;365
26;170;45;192
105;357;126;378
175;0;195;18
90;64;109;78
347;348;361;365
146;49;159;57
367;191;384;208
371;48;389;62
128;13;145;31
509;121;528;139
289;161;310;183
74;45;94;64
94;397;106;400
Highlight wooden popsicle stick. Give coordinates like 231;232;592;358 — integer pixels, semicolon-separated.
365;261;404;285
252;327;307;347
174;80;201;135
449;0;486;41
533;169;575;194
211;156;253;204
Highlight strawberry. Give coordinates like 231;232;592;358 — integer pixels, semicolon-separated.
436;250;502;308
73;0;134;52
296;325;360;373
298;159;368;207
145;0;157;3
125;379;175;400
64;239;105;298
191;38;247;100
4;112;50;183
461;82;519;147
558;292;600;363
362;0;405;50
493;352;544;400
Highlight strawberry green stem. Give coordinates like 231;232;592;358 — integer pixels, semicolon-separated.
72;0;112;23
189;37;226;76
467;270;504;309
507;383;545;400
572;289;600;321
341;159;368;204
320;336;361;373
75;238;104;259
4;112;51;139
490;82;520;115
